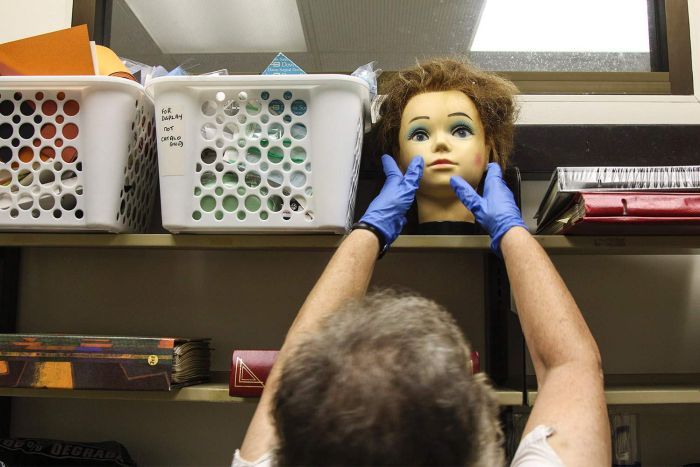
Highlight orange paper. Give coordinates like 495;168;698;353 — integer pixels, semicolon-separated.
95;44;135;81
0;24;95;76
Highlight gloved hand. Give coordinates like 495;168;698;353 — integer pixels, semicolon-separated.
450;162;527;254
360;154;424;250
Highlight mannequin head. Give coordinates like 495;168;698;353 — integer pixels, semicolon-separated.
377;58;518;223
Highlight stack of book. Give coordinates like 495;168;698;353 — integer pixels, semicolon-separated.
535;166;700;235
0;334;211;391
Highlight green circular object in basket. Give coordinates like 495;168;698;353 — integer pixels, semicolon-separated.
200;196;216;212
267;147;283;163
245;195;261;212
222;196;238;212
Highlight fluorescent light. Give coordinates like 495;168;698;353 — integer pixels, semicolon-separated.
124;0;307;53
472;0;650;52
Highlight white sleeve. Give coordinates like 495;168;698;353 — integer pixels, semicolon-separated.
510;425;566;467
231;449;275;467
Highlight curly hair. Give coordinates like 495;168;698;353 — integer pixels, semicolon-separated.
273;289;505;466
377;57;519;168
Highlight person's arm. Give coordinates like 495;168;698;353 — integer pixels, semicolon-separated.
450;164;610;466
501;227;609;466
239;155;423;461
239;228;380;460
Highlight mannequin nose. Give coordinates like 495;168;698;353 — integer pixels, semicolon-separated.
432;132;451;152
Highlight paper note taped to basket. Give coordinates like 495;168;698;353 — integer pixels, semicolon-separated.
158;105;185;176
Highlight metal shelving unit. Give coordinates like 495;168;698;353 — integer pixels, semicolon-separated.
0;384;524;406
0;385;524;406
529;386;700;405
0;233;697;253
2;233;699;413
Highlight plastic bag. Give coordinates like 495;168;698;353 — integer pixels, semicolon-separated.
351;61;382;101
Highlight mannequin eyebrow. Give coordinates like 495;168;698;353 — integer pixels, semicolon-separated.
409;116;429;123
448;112;472;121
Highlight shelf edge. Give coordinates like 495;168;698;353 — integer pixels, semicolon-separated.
528;387;700;405
0;385;524;405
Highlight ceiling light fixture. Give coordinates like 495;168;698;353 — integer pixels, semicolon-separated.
124;0;307;53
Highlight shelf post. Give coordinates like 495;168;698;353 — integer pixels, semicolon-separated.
484;252;526;404
0;248;21;437
484;166;526;404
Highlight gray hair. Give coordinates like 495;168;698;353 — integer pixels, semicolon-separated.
273;289;505;466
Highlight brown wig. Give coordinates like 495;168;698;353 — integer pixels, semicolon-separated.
376;57;519;168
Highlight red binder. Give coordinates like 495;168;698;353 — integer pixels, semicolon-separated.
538;192;700;235
229;350;481;398
579;192;700;217
230;350;278;398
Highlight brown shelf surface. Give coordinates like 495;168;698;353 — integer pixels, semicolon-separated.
534;235;700;255
528;386;700;405
10;384;699;405
0;382;250;403
0;233;697;253
0;384;523;406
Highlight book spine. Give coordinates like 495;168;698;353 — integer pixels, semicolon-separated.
229;350;481;398
0;334;177;391
230;350;278;397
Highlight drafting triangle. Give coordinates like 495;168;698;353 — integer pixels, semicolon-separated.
235;357;264;387
262;53;305;75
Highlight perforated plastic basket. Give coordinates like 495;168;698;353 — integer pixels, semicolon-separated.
146;75;370;233
0;76;158;232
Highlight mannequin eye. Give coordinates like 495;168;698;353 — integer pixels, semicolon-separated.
452;125;473;138
408;128;429;142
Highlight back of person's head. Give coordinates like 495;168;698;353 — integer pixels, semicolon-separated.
273;290;505;466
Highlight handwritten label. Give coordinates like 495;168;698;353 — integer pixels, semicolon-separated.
158;105;185;176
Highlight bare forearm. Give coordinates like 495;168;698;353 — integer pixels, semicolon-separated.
453;166;608;463
501;227;601;379
503;228;610;465
240;229;379;459
282;228;379;346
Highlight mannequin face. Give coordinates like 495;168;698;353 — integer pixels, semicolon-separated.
398;90;490;197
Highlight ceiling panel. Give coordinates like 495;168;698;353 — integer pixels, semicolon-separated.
318;52;446;72
109;0;652;74
123;0;307;53
110;0;489;73
300;0;484;53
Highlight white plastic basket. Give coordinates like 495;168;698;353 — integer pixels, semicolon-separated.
146;75;370;233
0;76;158;232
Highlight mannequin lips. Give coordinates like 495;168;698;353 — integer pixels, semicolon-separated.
428;159;457;167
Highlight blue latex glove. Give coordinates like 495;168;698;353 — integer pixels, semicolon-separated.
450;163;527;254
360;155;424;248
